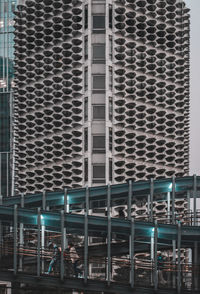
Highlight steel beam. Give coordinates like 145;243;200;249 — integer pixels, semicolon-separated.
19;194;24;271
13;204;18;275
193;174;197;226
37;207;41;277
177;221;181;294
153;220;158;290
172;175;175;224
42;190;46;211
60;210;64;281
128;180;132;220
84;186;89;285
150;178;154;222
129;218;134;288
107;184;111;286
0;195;2;259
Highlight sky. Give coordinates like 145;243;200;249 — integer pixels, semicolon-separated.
185;0;200;175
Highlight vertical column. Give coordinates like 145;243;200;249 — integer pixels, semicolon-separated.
84;186;89;284
13;205;18;275
128;180;132;220
193;175;197;226
19;194;24;271
147;194;150;221
60;210;65;281
41;191;46;273
150;178;154;222
172;175;175;224
129;218;134;288
37;208;41;277
194;241;198;290
153;220;158;290
167;192;170;222
187;190;190;225
107;184;111;286
0;195;2;259
0;153;1;196
177;222;181;294
193;175;198;290
64;188;68;249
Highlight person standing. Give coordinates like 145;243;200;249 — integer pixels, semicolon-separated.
46;241;61;274
68;243;82;278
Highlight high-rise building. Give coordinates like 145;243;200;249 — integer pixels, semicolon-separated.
0;0;16;197
14;0;190;195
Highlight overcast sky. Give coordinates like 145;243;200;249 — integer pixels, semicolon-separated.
184;1;200;175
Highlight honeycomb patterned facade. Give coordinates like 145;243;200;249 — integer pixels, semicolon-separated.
14;0;190;194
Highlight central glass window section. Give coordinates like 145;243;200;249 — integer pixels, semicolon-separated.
93;75;105;92
93;44;105;64
93;15;105;33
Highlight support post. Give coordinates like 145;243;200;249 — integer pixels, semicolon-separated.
13;205;18;275
153;220;158;290
187;191;190;225
41;191;46;274
19;194;24;271
172;239;176;288
37;208;41;277
147;194;150;221
150;178;154;222
84;186;89;285
42;190;46;211
130;218;134;288
107;184;111;286
167;192;170;222
0;195;2;259
64;188;68;249
60;210;64;281
128;180;132;220
193;175;197;226
172;175;175;224
194;241;198;290
177;222;181;294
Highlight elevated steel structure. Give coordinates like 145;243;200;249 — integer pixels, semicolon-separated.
0;176;200;293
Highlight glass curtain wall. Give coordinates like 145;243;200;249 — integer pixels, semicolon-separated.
0;0;16;197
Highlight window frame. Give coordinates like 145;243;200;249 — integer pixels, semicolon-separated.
93;74;105;90
93;135;105;153
93;104;105;120
92;43;105;64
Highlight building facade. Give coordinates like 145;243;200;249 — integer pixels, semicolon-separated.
14;0;190;194
0;0;16;197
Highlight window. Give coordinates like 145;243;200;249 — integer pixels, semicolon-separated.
93;44;105;64
84;158;88;182
85;36;88;60
85;5;88;29
109;98;113;121
93;75;105;90
93;165;105;183
109;128;112;151
84;97;88;121
84;128;88;152
84;68;88;91
93;105;105;120
109;5;112;29
109;158;112;181
93;15;105;33
109;36;113;60
93;135;105;153
109;67;113;90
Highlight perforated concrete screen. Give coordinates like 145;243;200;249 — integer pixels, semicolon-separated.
14;0;189;194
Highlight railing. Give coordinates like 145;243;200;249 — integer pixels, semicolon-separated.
0;241;198;292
